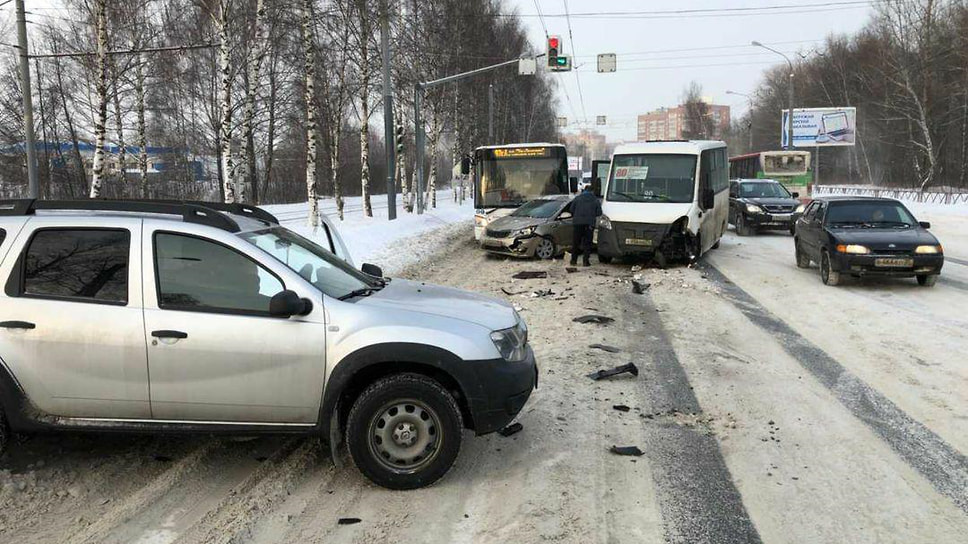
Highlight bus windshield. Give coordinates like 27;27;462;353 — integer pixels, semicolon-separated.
475;147;567;208
606;154;697;203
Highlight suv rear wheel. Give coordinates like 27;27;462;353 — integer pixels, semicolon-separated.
346;373;463;490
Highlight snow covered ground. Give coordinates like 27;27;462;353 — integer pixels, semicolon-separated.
263;189;473;275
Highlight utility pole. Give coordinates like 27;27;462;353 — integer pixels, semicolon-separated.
726;90;754;152
15;0;40;198
380;1;396;220
752;41;795;150
488;83;494;142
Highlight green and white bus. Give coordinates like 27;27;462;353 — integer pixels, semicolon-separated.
729;150;812;193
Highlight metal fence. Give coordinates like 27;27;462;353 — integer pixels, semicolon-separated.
814;185;968;205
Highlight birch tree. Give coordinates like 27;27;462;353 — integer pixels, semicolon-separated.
215;0;236;203
349;0;374;217
88;0;108;198
135;53;149;197
243;0;268;204
303;0;319;227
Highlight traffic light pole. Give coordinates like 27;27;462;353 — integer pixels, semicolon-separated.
413;54;542;214
380;2;396;220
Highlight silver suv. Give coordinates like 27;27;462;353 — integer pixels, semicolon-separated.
0;199;537;489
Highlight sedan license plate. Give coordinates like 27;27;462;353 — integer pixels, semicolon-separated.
875;257;913;268
771;214;791;222
625;238;653;247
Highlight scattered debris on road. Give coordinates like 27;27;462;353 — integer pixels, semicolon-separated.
587;363;639;380
531;289;554;297
565;267;578;273
501;287;525;296
498;422;523;437
573;314;615;324
338;518;362;525
589;343;621;353
512;271;548;279
152;455;172;463
610;446;645;457
631;280;650;294
613;405;631;412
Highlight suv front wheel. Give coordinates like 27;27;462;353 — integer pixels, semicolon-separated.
346;373;463;490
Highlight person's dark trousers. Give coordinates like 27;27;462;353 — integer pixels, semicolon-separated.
570;225;594;265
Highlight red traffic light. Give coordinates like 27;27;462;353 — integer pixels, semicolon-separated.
548;37;559;50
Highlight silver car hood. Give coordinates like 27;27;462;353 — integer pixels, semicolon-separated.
487;215;546;232
355;279;517;330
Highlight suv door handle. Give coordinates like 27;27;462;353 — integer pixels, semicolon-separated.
151;330;188;339
0;321;36;330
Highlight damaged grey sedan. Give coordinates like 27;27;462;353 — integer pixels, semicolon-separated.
479;195;576;259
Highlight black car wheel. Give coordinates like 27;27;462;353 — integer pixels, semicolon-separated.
795;240;811;268
917;274;938;287
736;214;752;236
534;237;556;260
820;251;841;286
346;373;463;490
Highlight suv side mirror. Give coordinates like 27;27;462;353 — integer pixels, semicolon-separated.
792;191;800;199
270;290;313;317
919;221;931;229
361;262;383;277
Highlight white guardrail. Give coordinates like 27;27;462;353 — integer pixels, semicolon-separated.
814;185;968;206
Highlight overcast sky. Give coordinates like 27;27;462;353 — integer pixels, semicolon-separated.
505;0;877;142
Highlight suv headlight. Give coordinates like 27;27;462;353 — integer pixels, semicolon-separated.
490;318;528;362
512;226;536;238
915;245;942;254
746;203;764;214
597;215;612;230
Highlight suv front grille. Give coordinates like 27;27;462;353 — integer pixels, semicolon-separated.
763;204;795;213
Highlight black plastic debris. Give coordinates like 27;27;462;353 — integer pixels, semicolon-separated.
588;343;620;353
498;422;523;437
587;363;639;380
573;314;614;325
531;289;554;297
338;518;362;525
613;404;631;412
631;280;651;294
565;267;578;273
610;445;644;456
501;287;525;296
512;271;548;279
153;455;173;462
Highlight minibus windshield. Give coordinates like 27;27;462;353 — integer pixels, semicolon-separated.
606;154;697;203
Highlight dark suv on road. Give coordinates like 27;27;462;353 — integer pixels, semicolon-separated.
729;179;803;235
793;196;944;286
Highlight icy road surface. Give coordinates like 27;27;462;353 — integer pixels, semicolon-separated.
1;217;967;543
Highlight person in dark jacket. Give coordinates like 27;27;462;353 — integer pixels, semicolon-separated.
569;183;602;266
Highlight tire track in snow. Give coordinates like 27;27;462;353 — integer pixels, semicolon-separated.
626;289;763;544
704;264;968;514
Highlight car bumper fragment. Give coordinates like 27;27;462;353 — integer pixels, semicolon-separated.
480;234;541;258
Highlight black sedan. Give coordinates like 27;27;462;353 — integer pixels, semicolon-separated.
793;196;944;286
729;179;804;236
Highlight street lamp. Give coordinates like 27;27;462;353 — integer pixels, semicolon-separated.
726;90;754;151
752;41;795;150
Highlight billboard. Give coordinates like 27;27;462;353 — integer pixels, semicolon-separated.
781;107;856;147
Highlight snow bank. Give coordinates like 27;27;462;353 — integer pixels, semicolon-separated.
263;190;473;275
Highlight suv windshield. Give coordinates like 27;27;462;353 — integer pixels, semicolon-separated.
606;154;697;203
239;226;380;299
825;201;917;227
511;199;564;218
740;182;792;198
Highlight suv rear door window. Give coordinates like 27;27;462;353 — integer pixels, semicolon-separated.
154;232;283;314
22;229;129;303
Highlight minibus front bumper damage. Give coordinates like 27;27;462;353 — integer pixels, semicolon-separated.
597;219;697;262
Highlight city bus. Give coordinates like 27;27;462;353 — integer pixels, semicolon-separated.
472;143;569;239
728;150;812;193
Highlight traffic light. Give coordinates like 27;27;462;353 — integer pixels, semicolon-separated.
395;124;404;154
547;35;560;67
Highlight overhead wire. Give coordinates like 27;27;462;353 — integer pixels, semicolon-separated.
499;1;884;19
562;0;588;128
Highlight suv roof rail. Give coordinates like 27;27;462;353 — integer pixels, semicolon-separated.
0;199;280;233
